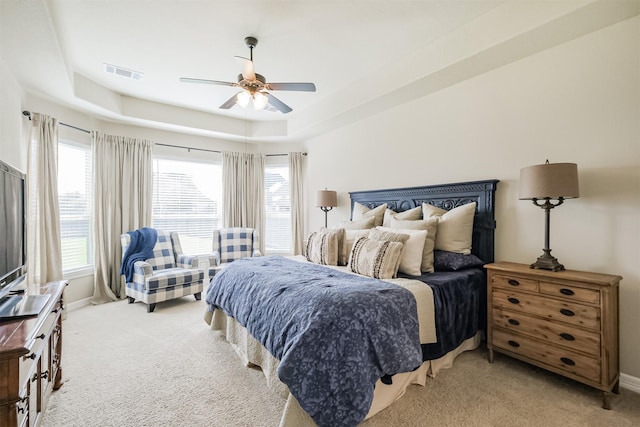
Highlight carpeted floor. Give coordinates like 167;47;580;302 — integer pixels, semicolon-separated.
42;296;640;427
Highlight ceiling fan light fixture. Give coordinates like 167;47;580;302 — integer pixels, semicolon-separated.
237;91;251;107
253;92;268;110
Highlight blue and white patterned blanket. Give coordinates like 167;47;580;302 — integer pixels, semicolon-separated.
205;255;422;427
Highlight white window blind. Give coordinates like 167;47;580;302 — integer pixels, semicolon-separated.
152;158;222;254
58;141;93;271
264;164;291;253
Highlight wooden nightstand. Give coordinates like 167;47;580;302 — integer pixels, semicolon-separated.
485;262;621;409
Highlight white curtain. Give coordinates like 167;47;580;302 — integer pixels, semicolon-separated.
289;152;306;255
26;113;63;285
222;151;265;254
91;131;153;303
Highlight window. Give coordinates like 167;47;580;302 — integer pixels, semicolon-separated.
152;158;222;254
58;141;93;271
264;163;291;253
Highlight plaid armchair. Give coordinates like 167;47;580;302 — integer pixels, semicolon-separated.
120;229;206;313
212;227;262;265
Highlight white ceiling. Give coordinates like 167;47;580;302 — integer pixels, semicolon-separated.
2;1;639;143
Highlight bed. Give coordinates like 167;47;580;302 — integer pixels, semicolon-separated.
204;179;498;427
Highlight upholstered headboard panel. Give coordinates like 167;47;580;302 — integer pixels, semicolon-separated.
349;180;499;263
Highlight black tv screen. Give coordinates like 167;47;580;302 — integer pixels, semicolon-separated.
0;159;26;297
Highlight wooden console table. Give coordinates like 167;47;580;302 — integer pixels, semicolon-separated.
0;281;66;426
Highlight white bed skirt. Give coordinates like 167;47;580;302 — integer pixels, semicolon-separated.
204;309;480;426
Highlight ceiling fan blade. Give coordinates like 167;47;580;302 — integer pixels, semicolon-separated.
235;56;256;81
180;77;237;87
266;93;293;114
220;93;241;109
265;82;316;92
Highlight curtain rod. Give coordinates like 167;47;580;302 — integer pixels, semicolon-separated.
23;110;90;134
22;110;306;157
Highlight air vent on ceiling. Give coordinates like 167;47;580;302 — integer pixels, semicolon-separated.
103;63;143;81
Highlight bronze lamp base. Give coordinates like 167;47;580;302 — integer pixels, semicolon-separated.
530;249;565;271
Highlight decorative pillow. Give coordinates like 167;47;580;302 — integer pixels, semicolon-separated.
352;202;387;227
433;250;485;271
382;206;422;227
348;237;404;279
422;202;476;254
389;217;439;273
337;217;376;230
338;229;371;266
373;226;426;276
368;228;410;277
304;228;343;266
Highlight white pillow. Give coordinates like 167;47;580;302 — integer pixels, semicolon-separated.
337;217;376;230
389;217;438;273
374;226;427;276
352;202;387;227
382;206;422;227
422;202;476;254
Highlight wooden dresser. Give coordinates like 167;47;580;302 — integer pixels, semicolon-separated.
0;281;66;426
485;262;621;409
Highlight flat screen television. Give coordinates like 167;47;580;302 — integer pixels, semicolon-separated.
0;159;27;299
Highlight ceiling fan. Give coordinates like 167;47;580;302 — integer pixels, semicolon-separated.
179;36;316;114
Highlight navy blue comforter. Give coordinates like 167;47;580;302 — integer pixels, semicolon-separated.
205;256;423;427
399;269;486;360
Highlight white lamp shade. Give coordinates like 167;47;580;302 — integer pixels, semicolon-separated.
519;162;579;200
253;92;268;110
237;91;250;107
316;190;337;207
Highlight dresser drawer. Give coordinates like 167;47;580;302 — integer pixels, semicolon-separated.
492;290;600;331
539;281;600;305
492;274;538;292
492;327;601;383
492;308;601;356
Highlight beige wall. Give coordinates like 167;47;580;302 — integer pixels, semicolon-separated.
305;17;640;379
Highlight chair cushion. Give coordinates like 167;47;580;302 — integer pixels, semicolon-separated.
145;268;204;290
147;230;177;270
219;228;255;263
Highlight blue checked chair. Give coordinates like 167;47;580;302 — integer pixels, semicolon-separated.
211;227;262;268
120;229;206;313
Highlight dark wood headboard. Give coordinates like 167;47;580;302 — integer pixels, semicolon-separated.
349;179;499;263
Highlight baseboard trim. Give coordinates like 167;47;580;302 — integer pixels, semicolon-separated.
620;373;640;393
66;297;92;312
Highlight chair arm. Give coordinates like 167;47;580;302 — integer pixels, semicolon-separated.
212;251;221;266
132;261;153;287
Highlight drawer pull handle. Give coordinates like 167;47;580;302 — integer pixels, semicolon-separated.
560;308;575;317
561;357;575;366
16;396;28;413
24;353;36;360
508;319;520;326
560;333;575;341
36;333;46;340
508;340;520;348
508;279;520;286
507;297;520;304
560;288;575;296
